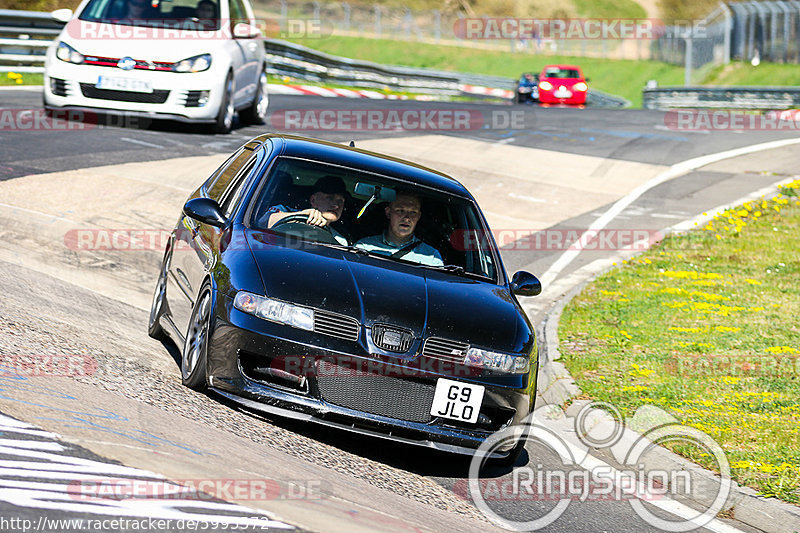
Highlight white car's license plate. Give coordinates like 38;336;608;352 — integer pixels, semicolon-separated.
96;76;153;93
430;378;485;423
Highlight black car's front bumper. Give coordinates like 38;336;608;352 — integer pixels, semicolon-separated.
206;304;536;457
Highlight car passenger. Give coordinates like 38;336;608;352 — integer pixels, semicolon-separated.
194;0;217;22
355;193;443;266
116;0;159;20
264;176;349;245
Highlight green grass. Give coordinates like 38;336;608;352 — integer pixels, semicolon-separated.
703;61;800;86
559;180;800;503
0;72;42;86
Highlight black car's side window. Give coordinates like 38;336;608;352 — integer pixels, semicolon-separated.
205;147;255;203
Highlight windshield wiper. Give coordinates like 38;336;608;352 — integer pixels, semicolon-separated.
425;264;492;281
318;242;371;255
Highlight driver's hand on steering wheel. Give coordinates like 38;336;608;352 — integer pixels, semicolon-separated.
299;208;328;227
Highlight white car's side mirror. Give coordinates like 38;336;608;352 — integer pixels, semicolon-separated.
51;8;73;22
233;22;261;39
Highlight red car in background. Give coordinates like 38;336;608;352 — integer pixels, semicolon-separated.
537;64;588;105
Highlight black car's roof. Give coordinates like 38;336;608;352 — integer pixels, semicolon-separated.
248;134;473;198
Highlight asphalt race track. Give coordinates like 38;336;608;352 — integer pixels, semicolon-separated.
1;86;798;533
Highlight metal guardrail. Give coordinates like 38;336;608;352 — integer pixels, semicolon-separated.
0;8;62;71
643;87;800;110
0;8;629;106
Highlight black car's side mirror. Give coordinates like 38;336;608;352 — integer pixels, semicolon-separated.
510;271;542;296
183;197;228;228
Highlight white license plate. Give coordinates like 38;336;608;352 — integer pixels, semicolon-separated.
96;76;153;93
430;378;485;423
554;88;573;98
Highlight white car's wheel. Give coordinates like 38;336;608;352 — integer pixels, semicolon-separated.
213;73;234;134
242;69;268;125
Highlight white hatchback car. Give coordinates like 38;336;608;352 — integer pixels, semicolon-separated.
43;0;268;133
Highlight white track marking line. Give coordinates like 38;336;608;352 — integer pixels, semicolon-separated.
120;137;163;149
539;137;800;287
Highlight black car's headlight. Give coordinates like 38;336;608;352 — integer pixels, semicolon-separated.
173;54;212;73
56;41;84;64
233;291;313;331
464;347;530;374
518;86;531;93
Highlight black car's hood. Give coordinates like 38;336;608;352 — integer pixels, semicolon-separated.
245;230;523;351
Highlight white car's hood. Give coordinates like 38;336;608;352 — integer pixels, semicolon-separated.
61;19;231;61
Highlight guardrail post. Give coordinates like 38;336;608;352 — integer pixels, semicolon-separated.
279;0;287;33
312;1;320;25
374;5;381;38
721;1;732;64
684;31;693;85
342;2;350;32
433;10;440;43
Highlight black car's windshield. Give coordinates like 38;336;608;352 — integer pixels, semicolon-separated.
248;157;499;281
79;0;221;30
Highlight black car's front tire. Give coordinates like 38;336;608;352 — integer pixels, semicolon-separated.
182;283;211;390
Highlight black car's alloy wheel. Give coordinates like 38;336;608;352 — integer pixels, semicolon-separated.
182;285;211;390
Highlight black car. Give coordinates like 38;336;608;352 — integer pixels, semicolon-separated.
149;134;542;463
515;72;540;103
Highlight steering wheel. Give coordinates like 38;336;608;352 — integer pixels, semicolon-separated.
270;214;339;245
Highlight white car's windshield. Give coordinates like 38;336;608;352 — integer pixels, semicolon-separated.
79;0;222;30
248;157;499;281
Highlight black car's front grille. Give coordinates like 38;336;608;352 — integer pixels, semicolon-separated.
50;77;68;96
80;83;169;103
313;309;359;341
316;360;435;423
422;337;469;364
371;323;414;353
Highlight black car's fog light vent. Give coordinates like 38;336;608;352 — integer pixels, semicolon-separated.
422;337;469;364
316;360;435;423
372;324;414;353
313;309;360;341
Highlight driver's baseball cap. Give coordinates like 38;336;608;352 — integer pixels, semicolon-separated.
312;176;347;196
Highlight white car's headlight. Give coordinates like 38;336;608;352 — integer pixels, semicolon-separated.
173;54;212;73
56;42;84;64
234;291;314;331
464;347;530;374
